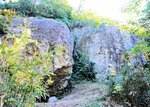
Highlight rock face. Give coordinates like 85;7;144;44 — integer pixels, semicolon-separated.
74;25;143;79
8;17;74;95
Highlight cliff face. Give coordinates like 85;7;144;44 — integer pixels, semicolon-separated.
73;25;145;79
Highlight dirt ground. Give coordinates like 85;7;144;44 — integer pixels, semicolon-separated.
36;82;123;107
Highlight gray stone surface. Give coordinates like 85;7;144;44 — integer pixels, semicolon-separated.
73;25;142;79
48;96;58;103
8;17;74;95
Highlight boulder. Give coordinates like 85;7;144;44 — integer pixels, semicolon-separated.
48;96;58;103
74;25;144;79
8;17;74;95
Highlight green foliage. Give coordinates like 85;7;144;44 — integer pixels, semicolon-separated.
109;61;150;107
0;0;73;27
122;0;144;14
121;0;150;62
71;49;95;82
6;0;35;16
140;1;150;30
70;11;102;28
0;0;119;29
107;1;150;106
127;41;150;61
0;20;54;106
70;10;120;29
1;0;38;16
0;9;16;34
122;0;149;29
120;23;150;61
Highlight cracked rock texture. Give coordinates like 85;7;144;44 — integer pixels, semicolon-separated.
8;17;74;95
73;26;143;79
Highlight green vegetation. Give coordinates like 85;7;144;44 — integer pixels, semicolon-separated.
0;0;73;27
121;0;150;61
71;49;95;83
0;10;54;106
0;9;16;34
0;0;118;29
0;0;149;106
109;1;150;106
109;61;150;106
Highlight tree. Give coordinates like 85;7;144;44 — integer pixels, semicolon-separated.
122;0;150;61
122;0;149;29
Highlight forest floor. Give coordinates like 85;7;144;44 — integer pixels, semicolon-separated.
36;82;123;107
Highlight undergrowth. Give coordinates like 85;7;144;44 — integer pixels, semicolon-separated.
71;49;96;83
0;10;54;106
109;61;150;107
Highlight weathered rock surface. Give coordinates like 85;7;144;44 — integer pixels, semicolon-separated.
8;17;74;95
73;25;144;79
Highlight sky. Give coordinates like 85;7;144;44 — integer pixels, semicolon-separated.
68;0;130;22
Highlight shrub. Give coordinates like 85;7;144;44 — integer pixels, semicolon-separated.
70;11;108;29
109;61;150;107
1;0;37;16
0;19;54;106
71;49;95;83
1;1;22;15
1;0;73;27
110;3;150;104
0;0;119;29
120;0;150;62
0;9;16;34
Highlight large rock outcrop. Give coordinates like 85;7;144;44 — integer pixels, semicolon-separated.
7;17;74;95
74;25;145;79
